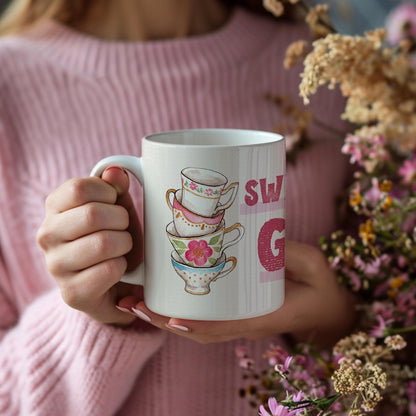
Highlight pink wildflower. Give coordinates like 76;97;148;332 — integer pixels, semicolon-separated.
235;346;248;358
238;357;254;369
370;315;394;337
364;178;382;207
292;391;304;402
407;381;416;401
274;356;293;375
259;398;294;416
263;344;289;367
385;3;416;45
341;134;390;172
399;156;416;185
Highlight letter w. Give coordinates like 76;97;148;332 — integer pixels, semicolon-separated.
259;176;283;203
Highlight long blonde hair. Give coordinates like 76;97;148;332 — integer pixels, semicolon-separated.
0;0;94;36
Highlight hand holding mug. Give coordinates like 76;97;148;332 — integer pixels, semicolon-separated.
37;167;143;326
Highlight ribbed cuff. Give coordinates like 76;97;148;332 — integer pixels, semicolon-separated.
21;289;165;375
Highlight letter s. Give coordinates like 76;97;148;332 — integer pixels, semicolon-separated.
244;180;258;206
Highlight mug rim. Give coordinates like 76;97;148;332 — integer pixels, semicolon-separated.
143;128;284;148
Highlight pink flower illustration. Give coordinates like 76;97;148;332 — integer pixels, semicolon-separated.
185;240;213;266
205;188;214;197
189;182;198;191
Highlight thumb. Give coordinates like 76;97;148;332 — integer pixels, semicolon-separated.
101;166;130;196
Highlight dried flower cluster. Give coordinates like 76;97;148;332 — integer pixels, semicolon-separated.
237;2;416;415
300;29;416;150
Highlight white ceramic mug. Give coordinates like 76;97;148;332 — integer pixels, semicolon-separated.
90;128;285;320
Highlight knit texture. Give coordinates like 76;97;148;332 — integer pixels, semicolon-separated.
0;8;349;415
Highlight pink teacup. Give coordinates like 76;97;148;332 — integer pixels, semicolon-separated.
166;189;224;237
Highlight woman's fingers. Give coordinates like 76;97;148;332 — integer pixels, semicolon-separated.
45;176;118;213
285;240;331;286
46;230;133;275
58;256;128;311
41;202;130;245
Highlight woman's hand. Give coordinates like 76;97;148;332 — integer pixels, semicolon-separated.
120;240;356;346
37;167;143;326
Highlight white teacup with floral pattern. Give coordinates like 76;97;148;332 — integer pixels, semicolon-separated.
171;251;237;295
166;189;225;237
166;220;244;268
181;167;239;217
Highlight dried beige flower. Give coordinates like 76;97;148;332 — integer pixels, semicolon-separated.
305;4;332;37
384;335;407;350
284;40;309;69
299;29;416;150
332;359;387;412
263;0;284;17
332;359;363;395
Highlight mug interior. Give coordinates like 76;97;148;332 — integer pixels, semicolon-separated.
144;128;283;147
182;167;226;186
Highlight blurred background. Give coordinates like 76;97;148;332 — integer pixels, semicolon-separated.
317;0;406;34
0;0;412;34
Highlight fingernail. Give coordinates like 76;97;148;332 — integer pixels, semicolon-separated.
105;166;128;176
166;323;190;332
115;305;131;313
131;308;152;323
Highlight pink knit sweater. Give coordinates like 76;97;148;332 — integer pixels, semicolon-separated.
0;8;349;415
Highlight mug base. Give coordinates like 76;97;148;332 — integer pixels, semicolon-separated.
146;298;285;321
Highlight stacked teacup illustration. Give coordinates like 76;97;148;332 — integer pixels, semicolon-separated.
166;167;245;295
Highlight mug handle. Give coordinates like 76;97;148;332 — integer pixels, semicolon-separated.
221;223;245;254
165;189;176;211
212;257;237;282
90;155;144;285
214;182;239;214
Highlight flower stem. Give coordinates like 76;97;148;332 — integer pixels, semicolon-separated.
385;325;416;335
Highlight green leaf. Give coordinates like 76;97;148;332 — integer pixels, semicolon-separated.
175;248;186;255
208;257;217;265
213;246;221;252
172;240;187;249
208;235;221;245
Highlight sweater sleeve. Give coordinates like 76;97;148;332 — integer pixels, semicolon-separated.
0;276;165;416
0;103;165;415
